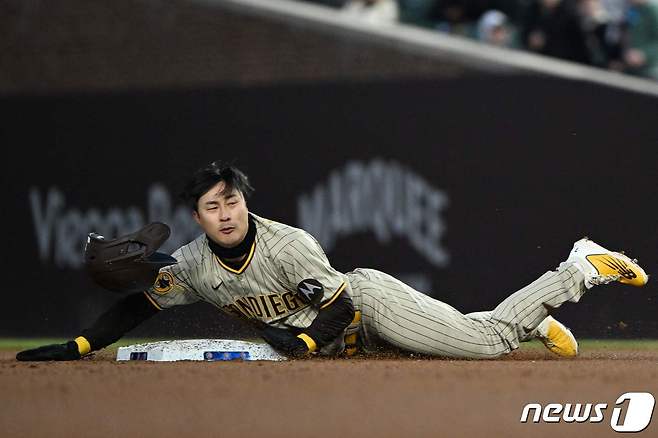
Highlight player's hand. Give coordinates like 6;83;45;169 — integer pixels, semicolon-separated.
254;323;309;358
16;341;82;361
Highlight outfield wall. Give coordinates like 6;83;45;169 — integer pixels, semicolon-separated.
1;0;656;339
3;77;657;339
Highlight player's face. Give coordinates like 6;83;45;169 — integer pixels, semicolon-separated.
194;181;249;249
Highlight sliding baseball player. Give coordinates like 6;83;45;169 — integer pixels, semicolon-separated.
17;161;649;361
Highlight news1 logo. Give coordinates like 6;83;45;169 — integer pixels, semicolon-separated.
520;392;655;432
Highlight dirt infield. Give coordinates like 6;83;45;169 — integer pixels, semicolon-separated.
2;348;657;438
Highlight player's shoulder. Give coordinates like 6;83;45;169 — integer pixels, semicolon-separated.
169;233;209;266
251;213;320;251
252;213;301;236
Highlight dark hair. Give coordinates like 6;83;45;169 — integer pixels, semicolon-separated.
181;161;254;211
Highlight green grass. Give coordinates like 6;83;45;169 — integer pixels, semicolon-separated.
0;338;159;352
2;338;658;352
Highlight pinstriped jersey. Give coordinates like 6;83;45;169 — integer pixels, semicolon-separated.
144;213;352;330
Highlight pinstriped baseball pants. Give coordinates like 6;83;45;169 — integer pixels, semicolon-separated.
346;263;586;359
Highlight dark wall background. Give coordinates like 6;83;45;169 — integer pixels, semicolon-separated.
2;76;657;339
1;0;656;339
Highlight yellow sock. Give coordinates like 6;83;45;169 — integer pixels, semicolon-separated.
74;336;91;356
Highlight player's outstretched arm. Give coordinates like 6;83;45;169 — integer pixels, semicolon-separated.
255;293;355;357
298;293;355;351
15;341;82;361
255;323;310;358
16;292;161;361
272;229;356;356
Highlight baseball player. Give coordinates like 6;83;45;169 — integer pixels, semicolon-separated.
17;161;649;361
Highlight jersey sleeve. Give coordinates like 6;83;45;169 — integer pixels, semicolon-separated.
278;230;351;309
144;247;200;310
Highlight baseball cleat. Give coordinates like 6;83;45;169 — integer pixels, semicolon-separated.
533;316;578;357
566;238;648;288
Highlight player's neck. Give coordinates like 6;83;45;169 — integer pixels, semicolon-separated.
207;214;256;261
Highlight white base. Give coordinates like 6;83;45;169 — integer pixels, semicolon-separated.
116;339;288;362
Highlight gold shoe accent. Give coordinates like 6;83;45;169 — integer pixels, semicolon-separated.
536;316;578;358
586;253;648;287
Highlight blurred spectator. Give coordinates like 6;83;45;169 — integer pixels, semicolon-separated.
476;9;514;45
600;0;629;71
306;0;658;79
341;0;400;24
579;0;624;67
398;0;439;27
430;0;493;36
520;0;591;63
623;0;658;78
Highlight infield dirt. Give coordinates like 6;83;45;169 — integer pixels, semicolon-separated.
2;348;657;438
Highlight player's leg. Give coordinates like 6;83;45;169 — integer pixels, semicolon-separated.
351;267;584;359
466;310;579;357
348;238;648;359
472;262;584;355
484;237;648;355
348;268;516;359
